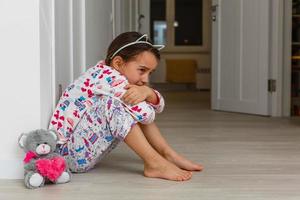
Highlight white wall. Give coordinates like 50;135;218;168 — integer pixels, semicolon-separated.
85;0;140;68
0;0;41;179
40;0;55;130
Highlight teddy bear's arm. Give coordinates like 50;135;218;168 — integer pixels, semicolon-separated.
24;160;36;171
44;152;61;159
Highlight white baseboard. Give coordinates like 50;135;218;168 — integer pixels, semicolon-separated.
0;159;23;179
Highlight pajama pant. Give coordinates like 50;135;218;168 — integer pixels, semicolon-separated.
57;95;137;172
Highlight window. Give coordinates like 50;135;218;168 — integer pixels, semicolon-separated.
174;0;202;46
150;0;209;52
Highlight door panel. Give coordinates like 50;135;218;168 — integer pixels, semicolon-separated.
212;0;270;115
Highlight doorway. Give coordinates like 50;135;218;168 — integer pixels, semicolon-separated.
140;0;212;107
285;0;300;117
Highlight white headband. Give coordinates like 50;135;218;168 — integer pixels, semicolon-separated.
109;34;165;59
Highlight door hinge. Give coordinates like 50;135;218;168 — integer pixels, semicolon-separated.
58;84;63;97
211;4;218;22
268;79;276;92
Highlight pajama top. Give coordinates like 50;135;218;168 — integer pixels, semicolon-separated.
48;60;165;144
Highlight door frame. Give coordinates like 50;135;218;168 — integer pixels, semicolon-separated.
282;0;292;117
40;0;56;129
270;0;286;117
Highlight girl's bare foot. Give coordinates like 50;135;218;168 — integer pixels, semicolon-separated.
164;151;204;172
144;156;192;181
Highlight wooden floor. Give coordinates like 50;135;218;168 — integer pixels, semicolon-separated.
1;91;300;200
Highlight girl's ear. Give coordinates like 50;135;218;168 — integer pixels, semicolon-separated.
111;56;125;71
48;130;58;141
18;133;27;149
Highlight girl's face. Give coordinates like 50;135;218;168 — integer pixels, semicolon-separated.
114;51;158;86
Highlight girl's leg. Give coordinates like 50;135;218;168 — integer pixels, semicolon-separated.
124;124;192;181
139;122;203;171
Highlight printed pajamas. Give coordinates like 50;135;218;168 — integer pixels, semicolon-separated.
57;95;137;172
49;60;164;172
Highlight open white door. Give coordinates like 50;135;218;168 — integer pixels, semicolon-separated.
211;0;270;115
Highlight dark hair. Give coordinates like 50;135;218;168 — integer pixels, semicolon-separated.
105;31;161;65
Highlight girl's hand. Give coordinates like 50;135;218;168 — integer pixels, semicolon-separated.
122;84;152;105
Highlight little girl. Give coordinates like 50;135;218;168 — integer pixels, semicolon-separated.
49;32;203;181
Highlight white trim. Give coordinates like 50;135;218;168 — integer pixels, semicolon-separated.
135;0;139;32
69;0;74;82
114;0;122;37
211;0;220;110
72;0;87;77
40;0;56;129
112;0;116;38
51;0;56;112
80;0;86;72
129;0;132;30
239;0;244;100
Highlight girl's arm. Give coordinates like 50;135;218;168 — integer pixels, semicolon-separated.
122;85;165;113
122;101;156;124
146;89;165;113
93;76;156;124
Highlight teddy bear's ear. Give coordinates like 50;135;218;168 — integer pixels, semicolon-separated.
18;133;27;149
48;130;58;141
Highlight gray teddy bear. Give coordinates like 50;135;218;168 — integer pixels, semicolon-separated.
18;129;71;189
